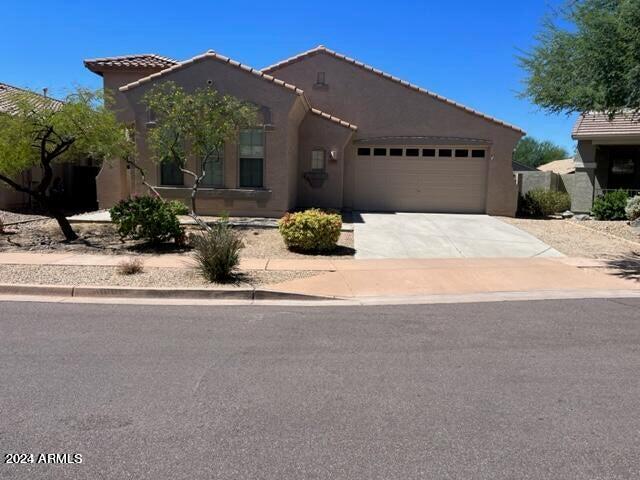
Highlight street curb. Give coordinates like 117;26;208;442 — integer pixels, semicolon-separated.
0;284;334;301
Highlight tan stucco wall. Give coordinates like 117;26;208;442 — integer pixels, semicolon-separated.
96;70;163;209
297;114;354;209
268;52;523;216
120;57;306;217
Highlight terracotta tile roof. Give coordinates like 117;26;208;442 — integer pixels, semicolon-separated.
0;82;64;115
537;158;575;175
84;54;178;75
263;45;525;134
572;111;640;139
310;107;357;130
107;50;356;130
119;50;305;95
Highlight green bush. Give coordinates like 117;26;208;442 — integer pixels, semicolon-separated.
519;189;572;218
278;208;342;252
592;190;629;220
625;195;640;221
191;220;244;282
110;195;188;243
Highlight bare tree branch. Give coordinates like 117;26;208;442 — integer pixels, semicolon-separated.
125;157;162;198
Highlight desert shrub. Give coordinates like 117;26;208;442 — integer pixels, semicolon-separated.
519;189;572;218
116;257;144;275
625;195;640;221
592;190;629;220
191;220;244;282
110;195;188;243
278;208;342;252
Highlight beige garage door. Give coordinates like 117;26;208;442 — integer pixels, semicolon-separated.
352;146;488;213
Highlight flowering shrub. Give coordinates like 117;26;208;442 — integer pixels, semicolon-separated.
625;195;640;221
278;208;342;252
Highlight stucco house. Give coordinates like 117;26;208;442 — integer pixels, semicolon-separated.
84;46;524;217
572;112;640;212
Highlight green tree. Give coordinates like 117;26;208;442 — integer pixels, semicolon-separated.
513;136;569;168
0;88;132;240
520;0;640;116
140;82;257;228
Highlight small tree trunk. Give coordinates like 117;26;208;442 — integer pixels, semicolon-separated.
51;210;78;241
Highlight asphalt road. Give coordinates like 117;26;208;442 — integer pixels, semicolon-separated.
1;298;639;479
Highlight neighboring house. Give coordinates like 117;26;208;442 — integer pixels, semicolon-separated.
84;46;525;217
572;112;640;212
512;161;537;172
537;158;576;175
0;82;83;210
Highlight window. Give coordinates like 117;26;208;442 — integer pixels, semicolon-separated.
406;148;419;157
201;146;224;187
311;149;326;171
374;148;387;156
160;161;183;186
316;72;326;85
389;148;403;156
439;149;452;157
455;149;469;157
239;129;264;188
611;158;635;175
357;147;371;156
422;148;436;157
472;149;486;158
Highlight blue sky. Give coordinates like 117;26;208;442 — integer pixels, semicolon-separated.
1;0;576;152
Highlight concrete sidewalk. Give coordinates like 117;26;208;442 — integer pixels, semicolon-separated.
0;252;637;299
267;257;639;298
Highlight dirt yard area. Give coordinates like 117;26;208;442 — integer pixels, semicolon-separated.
501;217;640;258
0;218;354;258
0;264;318;288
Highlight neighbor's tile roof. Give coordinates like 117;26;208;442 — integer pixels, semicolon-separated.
572;111;640;139
537;158;575;175
0;82;64;115
84;54;178;75
262;45;525;134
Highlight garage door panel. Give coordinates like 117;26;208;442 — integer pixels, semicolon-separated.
353;151;487;213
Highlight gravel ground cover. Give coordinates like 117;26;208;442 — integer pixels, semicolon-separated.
501;217;640;258
570;219;640;243
0;264;319;288
0;209;47;225
0;219;355;258
241;228;354;258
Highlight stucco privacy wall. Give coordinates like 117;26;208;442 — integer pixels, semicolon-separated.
572;140;598;213
120;56;304;217
266;51;523;216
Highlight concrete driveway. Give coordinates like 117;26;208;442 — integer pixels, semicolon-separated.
354;212;563;259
